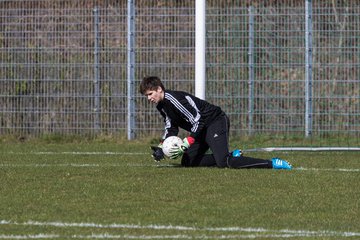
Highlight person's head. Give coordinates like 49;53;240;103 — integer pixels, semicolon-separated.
139;76;165;104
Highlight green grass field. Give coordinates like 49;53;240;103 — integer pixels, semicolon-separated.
0;141;359;239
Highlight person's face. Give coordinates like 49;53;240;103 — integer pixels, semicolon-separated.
144;87;164;104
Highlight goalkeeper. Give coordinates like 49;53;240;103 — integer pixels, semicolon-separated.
139;76;292;170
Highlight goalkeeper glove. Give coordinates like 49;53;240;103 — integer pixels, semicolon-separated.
150;142;164;162
168;136;195;159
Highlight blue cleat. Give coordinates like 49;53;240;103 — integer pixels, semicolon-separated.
272;158;292;170
232;149;242;157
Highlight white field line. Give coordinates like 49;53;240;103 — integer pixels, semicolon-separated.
244;147;360;152
0;234;59;239
0;234;347;239
0;233;356;239
0;220;359;239
0;163;101;167
5;151;147;155
295;167;360;172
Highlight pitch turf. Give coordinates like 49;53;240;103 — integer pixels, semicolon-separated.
0;142;359;239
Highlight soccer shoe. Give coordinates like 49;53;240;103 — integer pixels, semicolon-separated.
232;149;242;157
271;158;292;170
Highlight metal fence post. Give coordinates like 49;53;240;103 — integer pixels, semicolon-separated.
248;6;255;135
127;0;136;140
305;0;313;137
93;7;101;133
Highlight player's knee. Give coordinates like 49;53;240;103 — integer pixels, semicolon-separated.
226;156;240;168
181;158;191;167
213;154;230;168
181;154;197;167
216;161;228;168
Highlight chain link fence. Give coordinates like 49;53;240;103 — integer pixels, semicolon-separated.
0;0;359;144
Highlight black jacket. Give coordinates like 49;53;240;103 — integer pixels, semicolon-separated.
156;90;224;140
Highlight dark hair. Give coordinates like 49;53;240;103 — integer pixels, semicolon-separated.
139;76;165;94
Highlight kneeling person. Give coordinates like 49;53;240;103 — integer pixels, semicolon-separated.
140;76;292;170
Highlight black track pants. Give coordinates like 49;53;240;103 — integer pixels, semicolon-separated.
181;114;272;169
227;156;272;169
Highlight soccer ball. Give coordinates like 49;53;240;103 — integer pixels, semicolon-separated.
162;136;183;157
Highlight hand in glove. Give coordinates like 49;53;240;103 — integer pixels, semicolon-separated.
150;143;164;162
168;136;195;159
